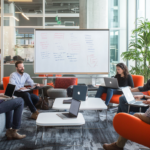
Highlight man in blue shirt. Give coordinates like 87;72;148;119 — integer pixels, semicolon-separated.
9;61;40;120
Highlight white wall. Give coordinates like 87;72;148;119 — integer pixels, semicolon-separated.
87;0;108;29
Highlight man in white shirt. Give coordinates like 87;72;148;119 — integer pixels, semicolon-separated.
9;61;41;120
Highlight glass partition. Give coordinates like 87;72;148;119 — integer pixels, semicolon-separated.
3;0;43;65
108;0;127;77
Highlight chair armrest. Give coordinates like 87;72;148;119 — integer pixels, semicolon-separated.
33;89;39;96
113;113;150;148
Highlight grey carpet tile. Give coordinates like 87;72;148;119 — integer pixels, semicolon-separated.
0;109;148;150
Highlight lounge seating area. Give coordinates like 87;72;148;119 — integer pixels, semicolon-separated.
1;1;150;149
0;73;150;150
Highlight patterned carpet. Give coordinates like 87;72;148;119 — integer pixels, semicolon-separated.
0;108;147;150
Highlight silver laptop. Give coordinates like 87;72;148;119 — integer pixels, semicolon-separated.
122;87;148;106
101;77;123;89
0;83;16;100
57;99;81;119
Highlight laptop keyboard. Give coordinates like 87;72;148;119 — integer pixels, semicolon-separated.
134;102;142;104
0;95;9;98
62;113;71;117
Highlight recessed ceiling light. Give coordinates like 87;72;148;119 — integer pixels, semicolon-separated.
21;13;29;20
13;16;19;21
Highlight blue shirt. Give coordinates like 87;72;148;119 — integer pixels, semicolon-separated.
9;72;35;91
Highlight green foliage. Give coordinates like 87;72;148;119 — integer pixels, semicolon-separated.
121;18;150;82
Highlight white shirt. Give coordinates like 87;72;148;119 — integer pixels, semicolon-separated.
9;72;35;91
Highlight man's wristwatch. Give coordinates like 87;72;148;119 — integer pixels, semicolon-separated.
143;95;145;99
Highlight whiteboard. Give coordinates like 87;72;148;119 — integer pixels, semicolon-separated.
34;29;109;74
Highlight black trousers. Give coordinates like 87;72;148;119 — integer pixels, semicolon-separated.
14;91;39;113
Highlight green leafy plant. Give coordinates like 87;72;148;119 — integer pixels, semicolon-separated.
121;19;150;82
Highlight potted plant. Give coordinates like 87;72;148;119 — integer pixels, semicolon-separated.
121;19;150;82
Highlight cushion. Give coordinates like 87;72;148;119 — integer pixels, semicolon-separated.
47;88;67;99
54;78;77;89
101;93;121;104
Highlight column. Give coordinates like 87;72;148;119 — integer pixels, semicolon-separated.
79;0;108;29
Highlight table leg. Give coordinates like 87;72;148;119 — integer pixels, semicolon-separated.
98;110;108;127
41;89;44;108
128;105;130;113
106;109;108;127
81;126;83;146
35;125;38;145
139;107;142;112
42;126;45;145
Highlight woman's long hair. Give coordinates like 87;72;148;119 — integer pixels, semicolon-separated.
115;63;129;79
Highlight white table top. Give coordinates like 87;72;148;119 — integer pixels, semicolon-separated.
36;112;85;126
52;97;107;110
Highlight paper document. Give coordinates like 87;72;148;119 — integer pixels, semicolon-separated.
20;89;31;92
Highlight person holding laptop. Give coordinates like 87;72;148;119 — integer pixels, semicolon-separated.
9;61;41;120
103;101;150;150
117;79;150;113
95;63;134;105
0;97;26;140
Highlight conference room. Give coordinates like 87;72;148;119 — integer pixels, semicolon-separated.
0;0;150;150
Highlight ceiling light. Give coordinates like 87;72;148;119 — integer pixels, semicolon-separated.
13;16;19;21
8;0;32;2
21;13;29;20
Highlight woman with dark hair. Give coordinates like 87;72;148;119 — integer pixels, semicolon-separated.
95;63;134;106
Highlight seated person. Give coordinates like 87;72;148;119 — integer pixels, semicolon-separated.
9;61;41;120
0;97;26;140
117;79;150;113
103;100;150;150
95;63;134;105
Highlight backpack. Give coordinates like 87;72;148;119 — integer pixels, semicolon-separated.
67;85;74;97
36;96;49;110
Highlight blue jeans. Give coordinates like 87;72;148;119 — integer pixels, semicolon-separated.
95;86;122;105
14;92;39;113
0;98;24;129
117;96;149;113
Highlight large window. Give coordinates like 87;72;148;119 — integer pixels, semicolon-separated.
108;0;127;77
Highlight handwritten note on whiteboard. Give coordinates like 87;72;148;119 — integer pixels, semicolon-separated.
35;29;109;74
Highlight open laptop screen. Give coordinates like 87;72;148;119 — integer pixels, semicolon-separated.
69;99;81;117
122;87;134;103
5;84;16;97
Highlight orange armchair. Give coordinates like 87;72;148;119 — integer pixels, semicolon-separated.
3;76;39;96
100;75;144;104
113;113;150;148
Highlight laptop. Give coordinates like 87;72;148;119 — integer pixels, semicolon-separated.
101;77;124;89
0;84;16;100
63;85;87;104
57;99;81;119
122;87;148;106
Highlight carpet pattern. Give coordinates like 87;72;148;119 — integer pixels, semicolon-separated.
0;108;147;150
